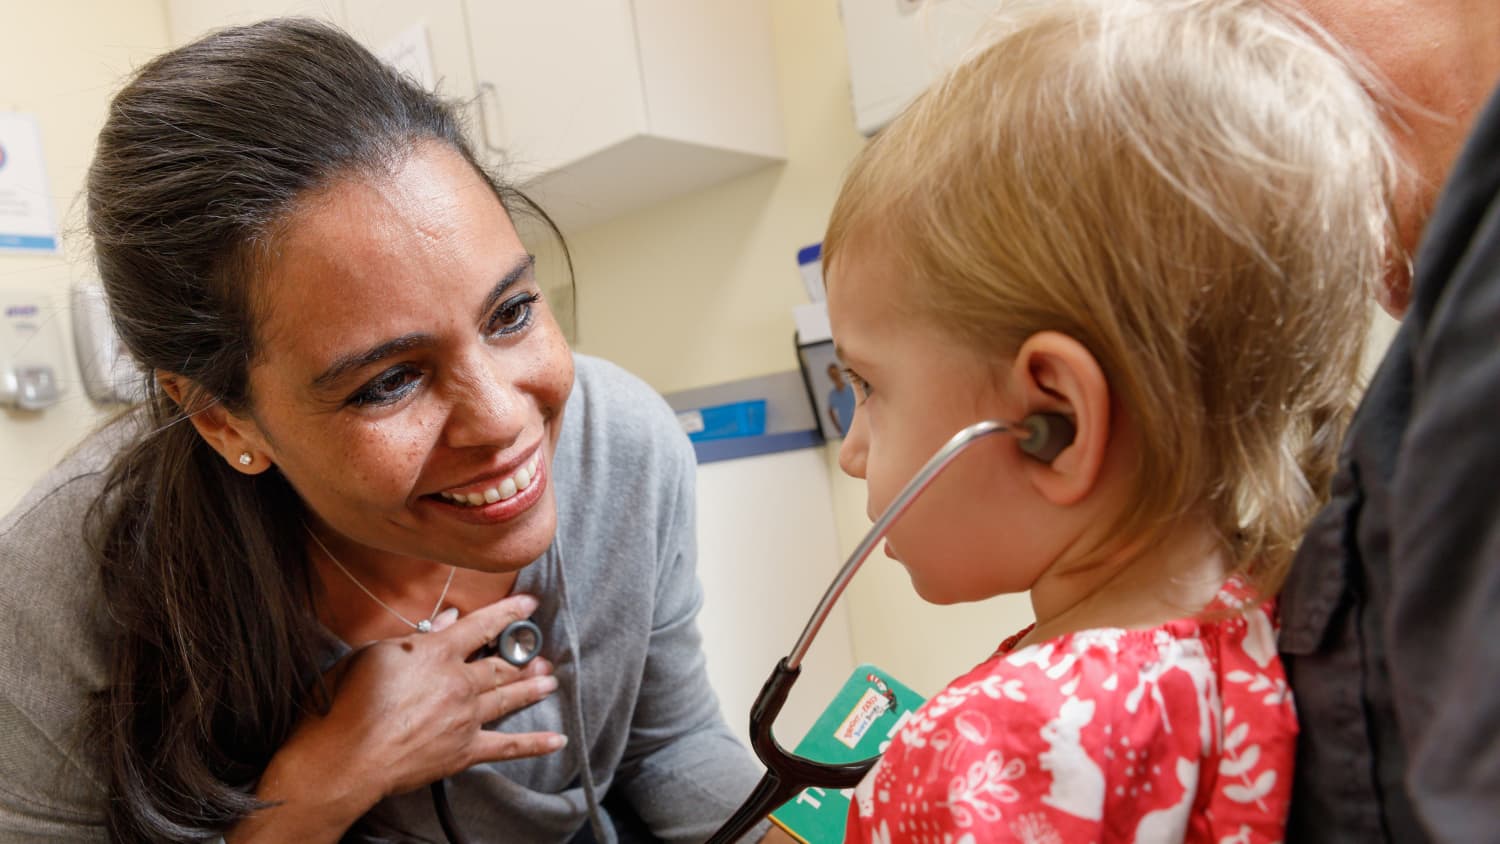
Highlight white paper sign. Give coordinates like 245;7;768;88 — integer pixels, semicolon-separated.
0;112;58;254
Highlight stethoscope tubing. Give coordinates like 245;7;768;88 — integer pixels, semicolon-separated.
707;420;1019;843
436;419;1042;843
786;420;1012;669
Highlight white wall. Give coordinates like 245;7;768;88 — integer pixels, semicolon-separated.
0;2;170;513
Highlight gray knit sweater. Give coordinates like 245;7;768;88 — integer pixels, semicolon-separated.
0;354;762;842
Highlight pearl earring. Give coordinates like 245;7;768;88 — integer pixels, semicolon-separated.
238;452;253;466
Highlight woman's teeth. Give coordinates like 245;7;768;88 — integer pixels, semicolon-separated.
438;454;540;507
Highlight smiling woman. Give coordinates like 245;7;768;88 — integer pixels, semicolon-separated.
206;145;575;588
0;18;762;844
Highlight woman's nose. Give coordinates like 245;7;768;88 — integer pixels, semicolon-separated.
442;357;527;451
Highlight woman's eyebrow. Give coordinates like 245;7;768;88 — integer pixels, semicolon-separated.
309;254;540;391
476;253;537;324
311;333;432;390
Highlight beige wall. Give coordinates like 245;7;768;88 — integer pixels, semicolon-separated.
0;2;170;512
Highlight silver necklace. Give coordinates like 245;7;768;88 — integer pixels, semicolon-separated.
307;527;456;633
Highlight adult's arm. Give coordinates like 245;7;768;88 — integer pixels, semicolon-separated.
1386;88;1500;843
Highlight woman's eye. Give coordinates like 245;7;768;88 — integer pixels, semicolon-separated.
348;365;421;407
488;293;538;337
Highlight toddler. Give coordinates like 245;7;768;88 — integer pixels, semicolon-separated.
823;0;1394;841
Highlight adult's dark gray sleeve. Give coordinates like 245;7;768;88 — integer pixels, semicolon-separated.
1386;91;1500;843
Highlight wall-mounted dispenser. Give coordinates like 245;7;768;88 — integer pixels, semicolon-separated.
0;289;65;411
70;279;146;405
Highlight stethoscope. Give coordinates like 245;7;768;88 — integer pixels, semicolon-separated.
424;413;1073;843
433;618;544;844
705;412;1075;843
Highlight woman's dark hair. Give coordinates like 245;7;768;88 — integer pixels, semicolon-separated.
84;17;567;841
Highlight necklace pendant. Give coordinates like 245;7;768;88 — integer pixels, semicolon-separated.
417;619;433;633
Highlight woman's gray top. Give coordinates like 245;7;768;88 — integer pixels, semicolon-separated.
0;353;761;843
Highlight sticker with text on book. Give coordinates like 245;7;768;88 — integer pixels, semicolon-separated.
769;664;925;844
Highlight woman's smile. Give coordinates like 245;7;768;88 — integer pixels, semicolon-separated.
424;447;548;525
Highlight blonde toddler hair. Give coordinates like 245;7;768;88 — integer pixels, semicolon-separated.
824;0;1396;595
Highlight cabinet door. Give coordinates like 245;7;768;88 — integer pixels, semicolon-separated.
632;0;783;159
461;0;646;180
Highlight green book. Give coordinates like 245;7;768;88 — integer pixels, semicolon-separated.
768;665;926;844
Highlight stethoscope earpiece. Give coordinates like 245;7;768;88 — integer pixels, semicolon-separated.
1017;413;1076;463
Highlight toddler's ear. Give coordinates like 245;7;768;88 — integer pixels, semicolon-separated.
1010;331;1110;505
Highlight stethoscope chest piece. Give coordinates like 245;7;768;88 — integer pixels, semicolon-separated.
497;619;543;667
466;619;543;667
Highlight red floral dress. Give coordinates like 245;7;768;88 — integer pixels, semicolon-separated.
846;582;1295;843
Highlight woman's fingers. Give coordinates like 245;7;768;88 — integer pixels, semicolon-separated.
428;606;460;633
463;654;550;696
468;728;568;764
310;602;561;797
473;664;558;723
438;593;541;659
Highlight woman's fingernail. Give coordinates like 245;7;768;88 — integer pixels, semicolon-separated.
431;607;460;631
516;594;540;614
537;675;558;694
548;734;568;750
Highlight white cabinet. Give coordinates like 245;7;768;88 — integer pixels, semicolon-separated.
464;1;786;231
169;1;786;232
839;0;1001;135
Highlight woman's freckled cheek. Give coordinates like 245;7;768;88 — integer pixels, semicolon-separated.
339;429;410;489
357;418;441;491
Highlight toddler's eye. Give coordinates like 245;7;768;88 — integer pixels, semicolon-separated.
843;368;871;402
